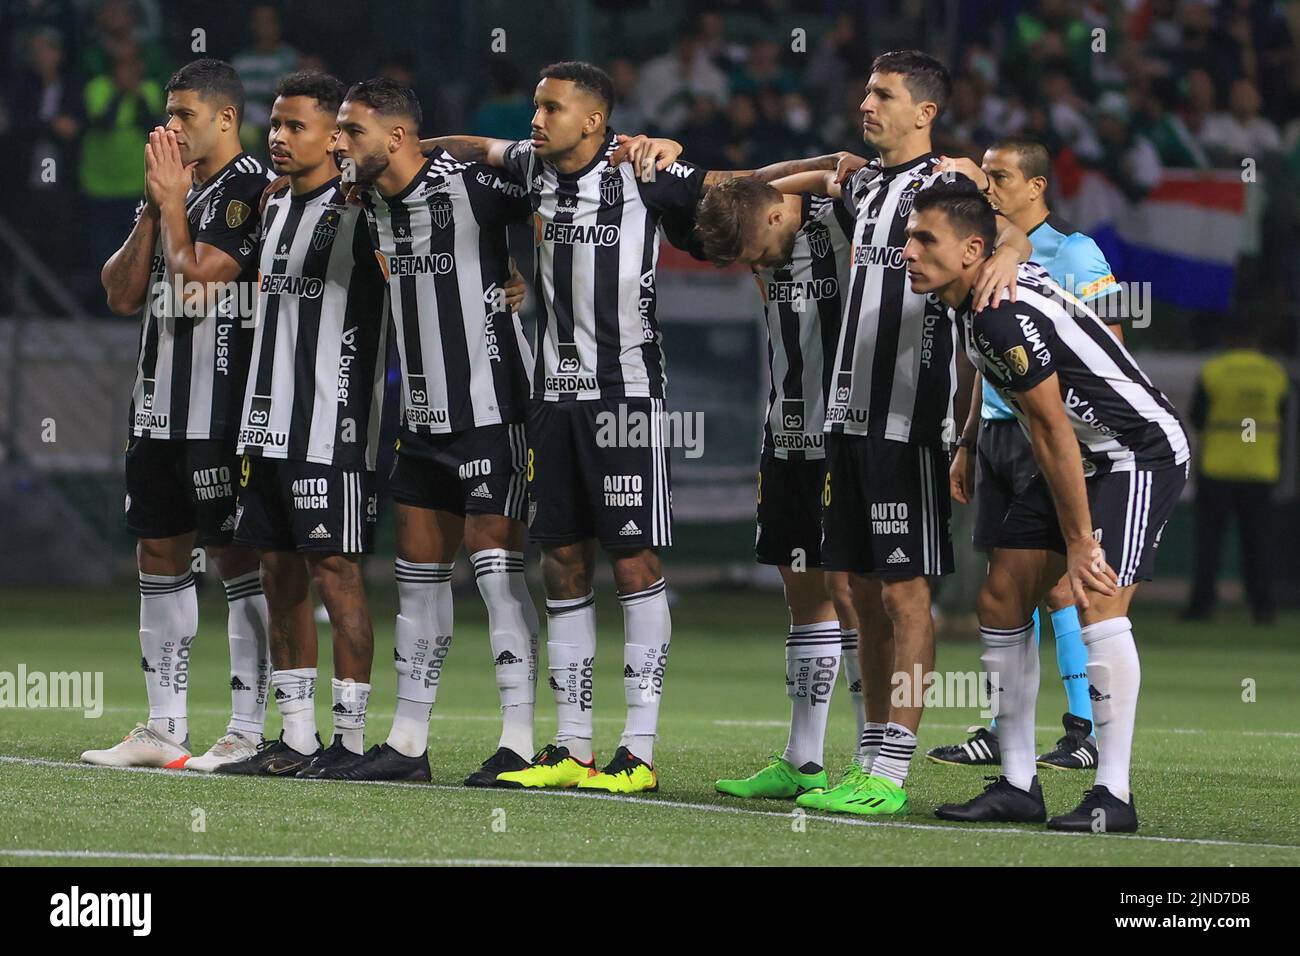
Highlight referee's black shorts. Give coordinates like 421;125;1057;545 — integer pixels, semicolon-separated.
972;417;1040;552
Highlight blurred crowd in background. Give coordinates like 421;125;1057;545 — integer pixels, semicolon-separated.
2;0;1300;350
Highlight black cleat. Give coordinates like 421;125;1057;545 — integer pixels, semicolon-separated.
314;742;431;782
297;734;366;778
935;775;1046;823
215;733;322;777
463;746;531;787
1037;713;1098;770
926;726;1000;766
1047;785;1138;833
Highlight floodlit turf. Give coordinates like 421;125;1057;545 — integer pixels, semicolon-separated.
1;585;1297;866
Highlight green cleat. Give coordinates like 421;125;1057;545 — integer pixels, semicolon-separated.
795;761;867;810
821;773;909;816
716;754;828;799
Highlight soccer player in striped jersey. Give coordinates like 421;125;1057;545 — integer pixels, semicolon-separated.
928;137;1124;773
763;52;1033;816
687;177;867;799
207;72;388;777
313;78;542;784
87;59;273;770
422;61;850;793
906;180;1189;831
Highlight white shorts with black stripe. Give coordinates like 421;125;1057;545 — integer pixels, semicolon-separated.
233;456;377;554
995;463;1188;586
526;397;672;550
388;424;529;522
822;435;954;577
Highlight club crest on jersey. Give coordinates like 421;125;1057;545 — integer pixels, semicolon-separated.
896;177;926;218
312;210;339;250
1004;345;1030;376
226;199;251;229
427;194;453;230
806;223;830;259
600;168;623;206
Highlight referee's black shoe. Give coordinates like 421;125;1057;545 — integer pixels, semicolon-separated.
314;742;431;782
297;734;365;778
215;733;322;777
1036;713;1098;770
464;746;531;787
935;775;1046;823
925;725;1000;766
1047;785;1138;833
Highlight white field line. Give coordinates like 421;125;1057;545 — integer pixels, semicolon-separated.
1;755;1296;854
0;848;671;866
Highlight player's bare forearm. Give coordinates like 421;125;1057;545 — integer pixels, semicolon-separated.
101;207;159;316
754;151;848;184
993;215;1032;261
1023;383;1092;544
420;135;510;167
769;170;838;198
962;370;983;443
952;352;977;442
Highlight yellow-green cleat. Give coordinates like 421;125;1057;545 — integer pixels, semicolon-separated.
716;754;828;799
495;743;596;789
795;761;868;810
821;773;909;816
578;746;658;794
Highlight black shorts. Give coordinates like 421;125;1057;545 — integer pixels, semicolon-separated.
972;418;1039;551
822;434;954;577
756;451;826;567
233;456;377;554
995;463;1188;586
125;436;238;545
527;397;672;550
388;424;528;521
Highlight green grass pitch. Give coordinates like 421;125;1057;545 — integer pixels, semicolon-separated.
2;584;1297;866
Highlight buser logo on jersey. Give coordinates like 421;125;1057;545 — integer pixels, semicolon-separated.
292;477;328;510
337;328;357;405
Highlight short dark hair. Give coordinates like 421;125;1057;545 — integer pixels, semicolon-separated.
275;70;347;115
912;177;997;256
343;77;422;130
539;60;615;118
871;50;952;116
989;135;1051;182
693;176;783;265
165;58;245;126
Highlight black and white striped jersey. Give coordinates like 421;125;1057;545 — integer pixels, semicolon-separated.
364;149;534;435
129;152;273;440
502;131;710;402
236;178;389;470
827;152;959;445
756;193;855;460
957;262;1190;475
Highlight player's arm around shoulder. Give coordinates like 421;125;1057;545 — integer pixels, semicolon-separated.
420;135;513;168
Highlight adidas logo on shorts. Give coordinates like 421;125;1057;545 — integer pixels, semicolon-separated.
886;547;909;565
618;520;641;537
470;482;493;500
308;523;331;540
220;513;236;532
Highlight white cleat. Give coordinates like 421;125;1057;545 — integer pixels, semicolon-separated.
81;724;191;768
185;731;262;772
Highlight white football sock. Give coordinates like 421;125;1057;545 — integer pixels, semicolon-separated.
138;571;198;746
331;677;370;754
980;620;1039;791
387;560;454;758
619;579;671;765
546;591;596;763
223;570;269;739
1082;616;1140;802
782;621;841;771
271;667;318;754
871;722;918;786
856;721;886;771
840;628;865;749
471;548;539;758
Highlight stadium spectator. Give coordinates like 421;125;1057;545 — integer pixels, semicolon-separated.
471;60;533;140
231;2;299;153
1138;77;1212;168
78;38;162;291
78;0;171;88
729;39;797;95
1000;0;1095;99
607;56;647;134
1090;90;1163;202
634;25;729;135
1184;335;1293;624
1199;77;1282;162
